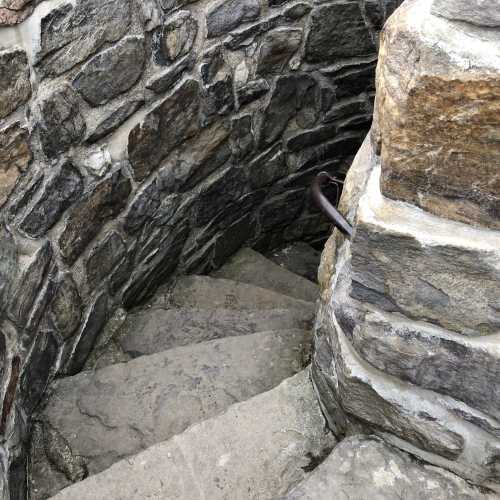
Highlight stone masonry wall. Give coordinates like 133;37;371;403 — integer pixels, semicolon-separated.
313;0;500;493
0;0;401;497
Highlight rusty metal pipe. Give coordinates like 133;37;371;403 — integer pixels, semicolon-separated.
312;172;353;239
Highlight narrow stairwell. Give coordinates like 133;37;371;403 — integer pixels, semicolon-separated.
29;245;335;499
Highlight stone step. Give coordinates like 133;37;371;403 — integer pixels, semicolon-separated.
266;242;321;283
149;274;316;315
211;248;318;302
49;370;336;500
283;436;496;500
30;330;311;499
117;307;315;358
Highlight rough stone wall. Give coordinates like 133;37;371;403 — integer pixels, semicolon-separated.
314;0;500;493
0;0;402;497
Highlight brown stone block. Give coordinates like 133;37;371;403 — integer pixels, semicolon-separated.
373;0;500;229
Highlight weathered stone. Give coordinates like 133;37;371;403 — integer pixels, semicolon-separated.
346;303;500;423
256;27;302;77
321;56;378;99
65;291;109;375
286;436;497;500
230;114;254;161
206;0;261;38
128;79;200;181
36;0;132;78
119;307;313;356
0;225;17;315
432;0;500;27
305;2;375;63
319;298;500;487
0;122;32;207
0;5;32;25
86;99;144;143
213;248;318;302
267;242;321;283
122;222;189;308
160;120;231;192
45;371;335;500
124;181;161;234
49;273;82;340
0;48;31;119
191;165;246;227
58;170;131;264
20;330;59;416
8;242;53;330
259;74;318;147
145;54;194;94
73;36;145;107
152;11;198;64
36;84;86;158
158;0;197;11
19;162;83;238
373;0;500;229
259;189;305;232
86;231;126;289
236;78;270;106
351;162;500;337
248;144;288;189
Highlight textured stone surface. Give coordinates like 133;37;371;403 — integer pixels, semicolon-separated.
0;226;18;314
36;84;86;158
351;162;500;337
305;1;375;63
48;370;335;500
267;242;321;283
373;0;500;229
0;122;32;207
212;248;318;302
128;79;200;181
117;307;314;357
36;0;132;78
0;48;31;119
49;273;82;340
153;10;198;64
58;170;131;264
285;436;497;500
256;27;302;77
34;331;311;496
73;36;145;107
8;242;53;330
432;0;500;27
151;275;316;316
19;162;83;238
206;0;260;38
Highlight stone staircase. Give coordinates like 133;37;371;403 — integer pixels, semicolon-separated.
29;245;336;499
28;244;496;499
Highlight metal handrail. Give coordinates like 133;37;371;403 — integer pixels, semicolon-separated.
312;172;353;239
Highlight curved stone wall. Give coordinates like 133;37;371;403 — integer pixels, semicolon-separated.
0;0;402;497
314;0;500;493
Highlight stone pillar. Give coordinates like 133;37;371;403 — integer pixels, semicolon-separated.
314;0;500;492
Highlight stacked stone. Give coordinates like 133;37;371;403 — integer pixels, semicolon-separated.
0;0;403;497
314;0;500;493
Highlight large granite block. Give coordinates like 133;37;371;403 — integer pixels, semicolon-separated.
373;0;500;229
350;159;500;337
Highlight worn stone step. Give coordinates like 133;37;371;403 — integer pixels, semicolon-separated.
117;307;315;358
30;330;310;499
149;274;316;315
284;436;496;500
49;370;336;500
211;248;319;302
266;242;321;283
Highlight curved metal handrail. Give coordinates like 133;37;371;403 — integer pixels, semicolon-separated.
312;172;353;239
